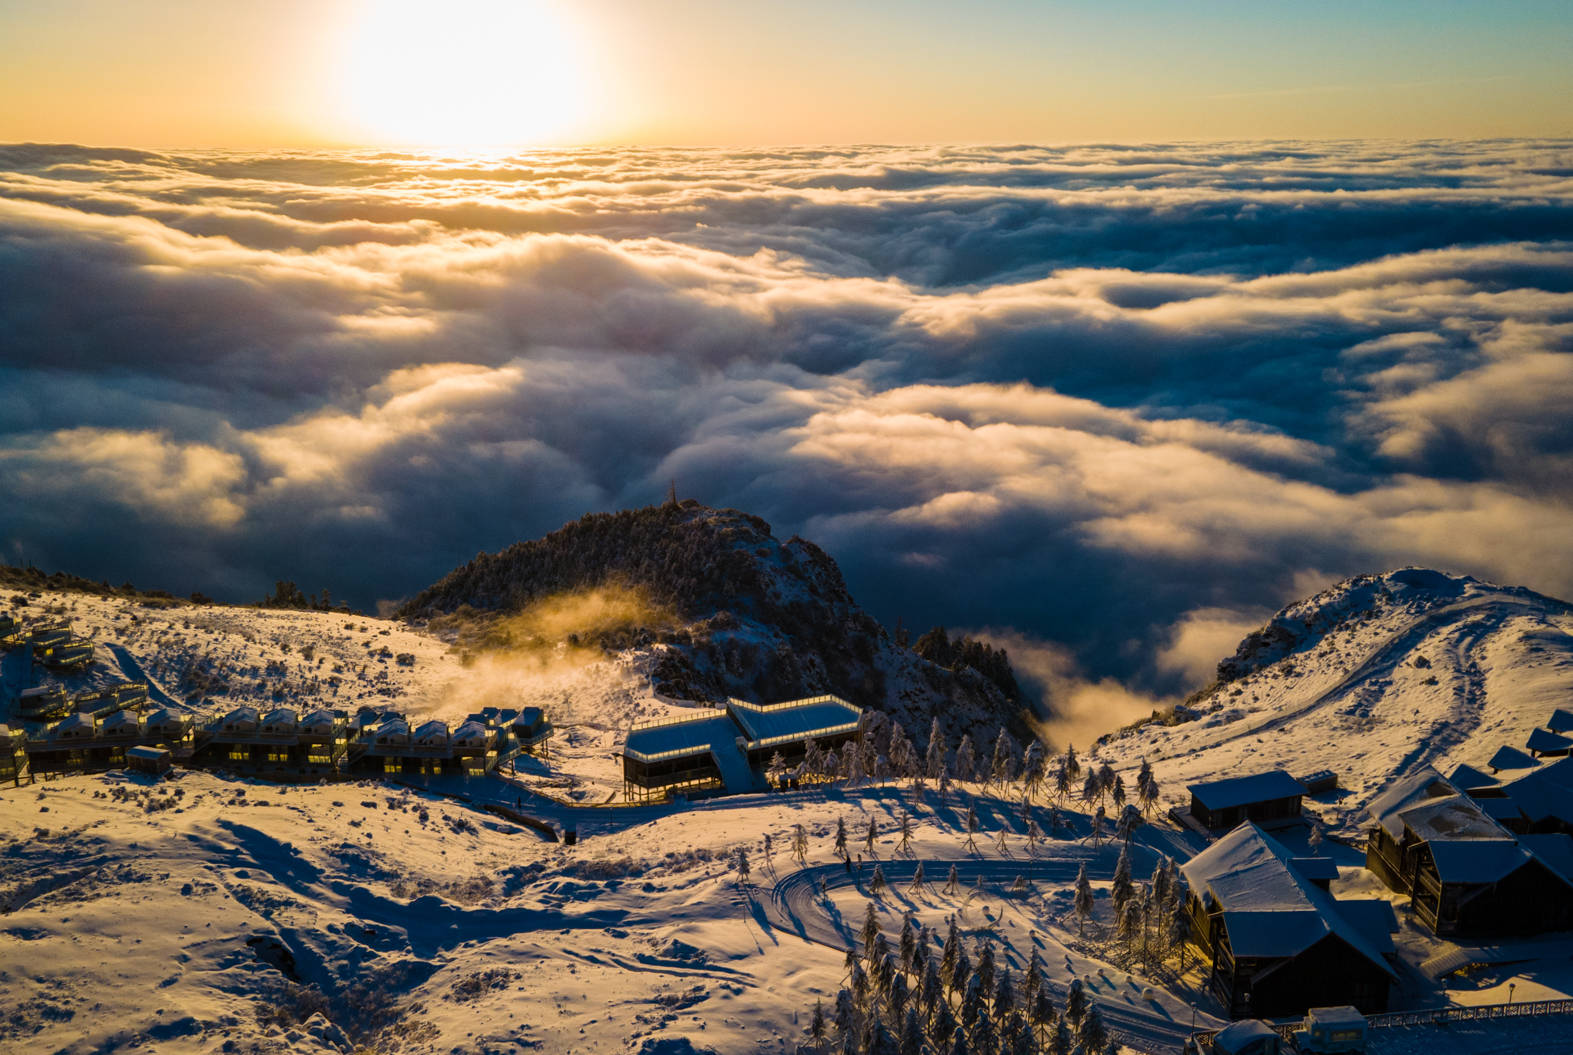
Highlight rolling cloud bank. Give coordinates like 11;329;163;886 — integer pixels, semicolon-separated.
3;140;1572;710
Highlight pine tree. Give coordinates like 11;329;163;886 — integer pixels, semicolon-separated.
900;1006;924;1055
909;860;926;895
898;810;914;854
1054;758;1074;805
862;901;882;954
1309;821;1325;856
1096;762;1117;809
1081;770;1100;810
1073;864;1094;935
1136;756;1159;816
1022;741;1045;801
993;965;1016;1018
925;718;947;784
809;999;829;1054
1064;979;1087;1028
1079;1003;1108;1052
1117;802;1143;845
899;909;918;977
1010;874;1028;895
836;817;849;860
955;734;977;784
964;805;980;852
947;1024;969;1055
871;863;888;896
970;1005;998;1054
735;846;751;886
866;817;879;856
994;825;1010;854
1111;841;1134;916
1049;1020;1072;1055
941;917;962;989
991;727;1017;791
945;864;961;896
762;831;774;868
793;823;809;865
1111;772;1127;810
1026;815;1042;856
972;940;996;1002
1092;804;1106;847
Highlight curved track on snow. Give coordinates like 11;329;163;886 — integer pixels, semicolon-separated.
762;850;1222;1052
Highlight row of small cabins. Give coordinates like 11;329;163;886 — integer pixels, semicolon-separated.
1177;707;1573;1022
620;694;865;801
0;613;96;672
0;696;552;785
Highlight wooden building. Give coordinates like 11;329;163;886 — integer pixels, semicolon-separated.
126;744;172;776
1188;770;1308;832
17;685;69;721
0;724;29;787
191;705;344;778
1182;823;1397;1019
1366;766;1573;937
621;695;864;802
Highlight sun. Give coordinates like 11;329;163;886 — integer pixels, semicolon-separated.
336;0;592;149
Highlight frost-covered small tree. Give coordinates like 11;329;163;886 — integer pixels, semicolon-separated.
945;864;961;896
925;718;947;782
908;860;926;895
1096;761;1117;808
899;1006;924;1055
990;727;1017;791
866;817;879;856
1081;770;1100;810
1021;741;1045;801
845;745;866;787
1150;855;1171;908
1118;897;1141;952
871;863;888;896
964;805;980;853
898;810;914;854
1054;758;1074;806
1309;821;1325;856
862;901;882;953
1136;756;1160;815
1010;874;1028;896
1049;1020;1073;1055
768;750;788;788
994;965;1016;1019
1073;863;1094;935
1091;804;1107;847
1111;841;1134;915
994;825;1009;854
1117;803;1143;846
735;846;751;886
1026;815;1042;855
762;831;774;868
1064;978;1087;1028
834;988;858;1048
941;916;962;987
970;873;987;907
955;734;977;784
889;722;914;781
793;823;809;866
835;816;850;860
1111;772;1127;810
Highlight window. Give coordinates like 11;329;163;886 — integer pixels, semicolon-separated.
229;748;248;762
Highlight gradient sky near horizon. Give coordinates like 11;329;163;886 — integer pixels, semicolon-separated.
3;0;1573;147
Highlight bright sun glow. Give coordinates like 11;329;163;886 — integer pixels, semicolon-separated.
338;0;591;148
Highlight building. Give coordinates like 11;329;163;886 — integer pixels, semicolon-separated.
1188;770;1309;832
191;705;342;778
0;612;21;648
621;695;864;802
17;685;70;722
1366;766;1573;936
126;744;172;776
510;707;553;760
1182;823;1397;1019
344;713;496;778
0;724;29;786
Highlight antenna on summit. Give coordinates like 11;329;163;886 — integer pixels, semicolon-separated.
665;479;678;507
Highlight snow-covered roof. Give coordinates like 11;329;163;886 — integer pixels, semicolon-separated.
514;707;543;730
1547;708;1573;733
1426;839;1529;884
1497;757;1573;825
1447;763;1499;791
1335;900;1399;954
100;710;138;734
1180;823;1397;976
1187;769;1307;811
53;713;94;738
221;706;259;730
262;708;298;730
624;712;738;763
1307;1006;1366;1029
725;695;862;750
301;708;336;732
452;720;489;746
1526;727;1573;754
143;707;183;729
126;745;169;761
374;718;409;743
1520;833;1573;889
1398;794;1511;843
1289;856;1340;883
1488;745;1539;772
20;686;65;700
1368;766;1457;838
413;719;449;745
1214;1019;1279;1055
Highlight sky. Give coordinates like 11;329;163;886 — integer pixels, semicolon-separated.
3;4;1573;709
1;1;1572;147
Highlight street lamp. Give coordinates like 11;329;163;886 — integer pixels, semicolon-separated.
1508;982;1516;1008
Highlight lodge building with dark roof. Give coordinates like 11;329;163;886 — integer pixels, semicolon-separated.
1187;770;1309;832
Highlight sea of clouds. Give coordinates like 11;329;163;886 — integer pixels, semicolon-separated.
2;140;1571;710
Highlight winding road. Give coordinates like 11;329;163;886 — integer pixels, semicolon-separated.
761;848;1222;1053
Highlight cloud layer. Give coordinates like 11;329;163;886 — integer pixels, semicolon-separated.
3;140;1572;699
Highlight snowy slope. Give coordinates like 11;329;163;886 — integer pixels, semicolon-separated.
1108;569;1573;834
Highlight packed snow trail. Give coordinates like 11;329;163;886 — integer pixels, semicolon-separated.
763;848;1223;1052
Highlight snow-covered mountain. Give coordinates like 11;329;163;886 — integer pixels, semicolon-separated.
1112;568;1573;834
400;501;1025;738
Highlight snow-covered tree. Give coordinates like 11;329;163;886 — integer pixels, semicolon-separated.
898;810;914;854
945;864;961;896
1073;863;1094;935
1081;770;1100;809
1010;874;1028;896
1111;772;1127;810
767;750;788;788
964;805;980;852
735;846;751;886
861;901;882;953
1116;802;1143;845
793;823;809;866
1026;815;1042;855
835;817;849;860
808;998;829;1054
1309;821;1325;856
1079;1003;1108;1052
1021;741;1045;801
955;734;977;784
1091;804;1106;847
866;817;879;855
990;728;1017;791
925;718;947;784
1111;841;1134;915
1136;756;1160;815
871;863;888;896
1064;978;1087;1028
762;831;774;867
909;860;926;894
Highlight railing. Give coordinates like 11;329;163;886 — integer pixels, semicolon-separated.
628;706;726;732
1189;997;1573;1047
